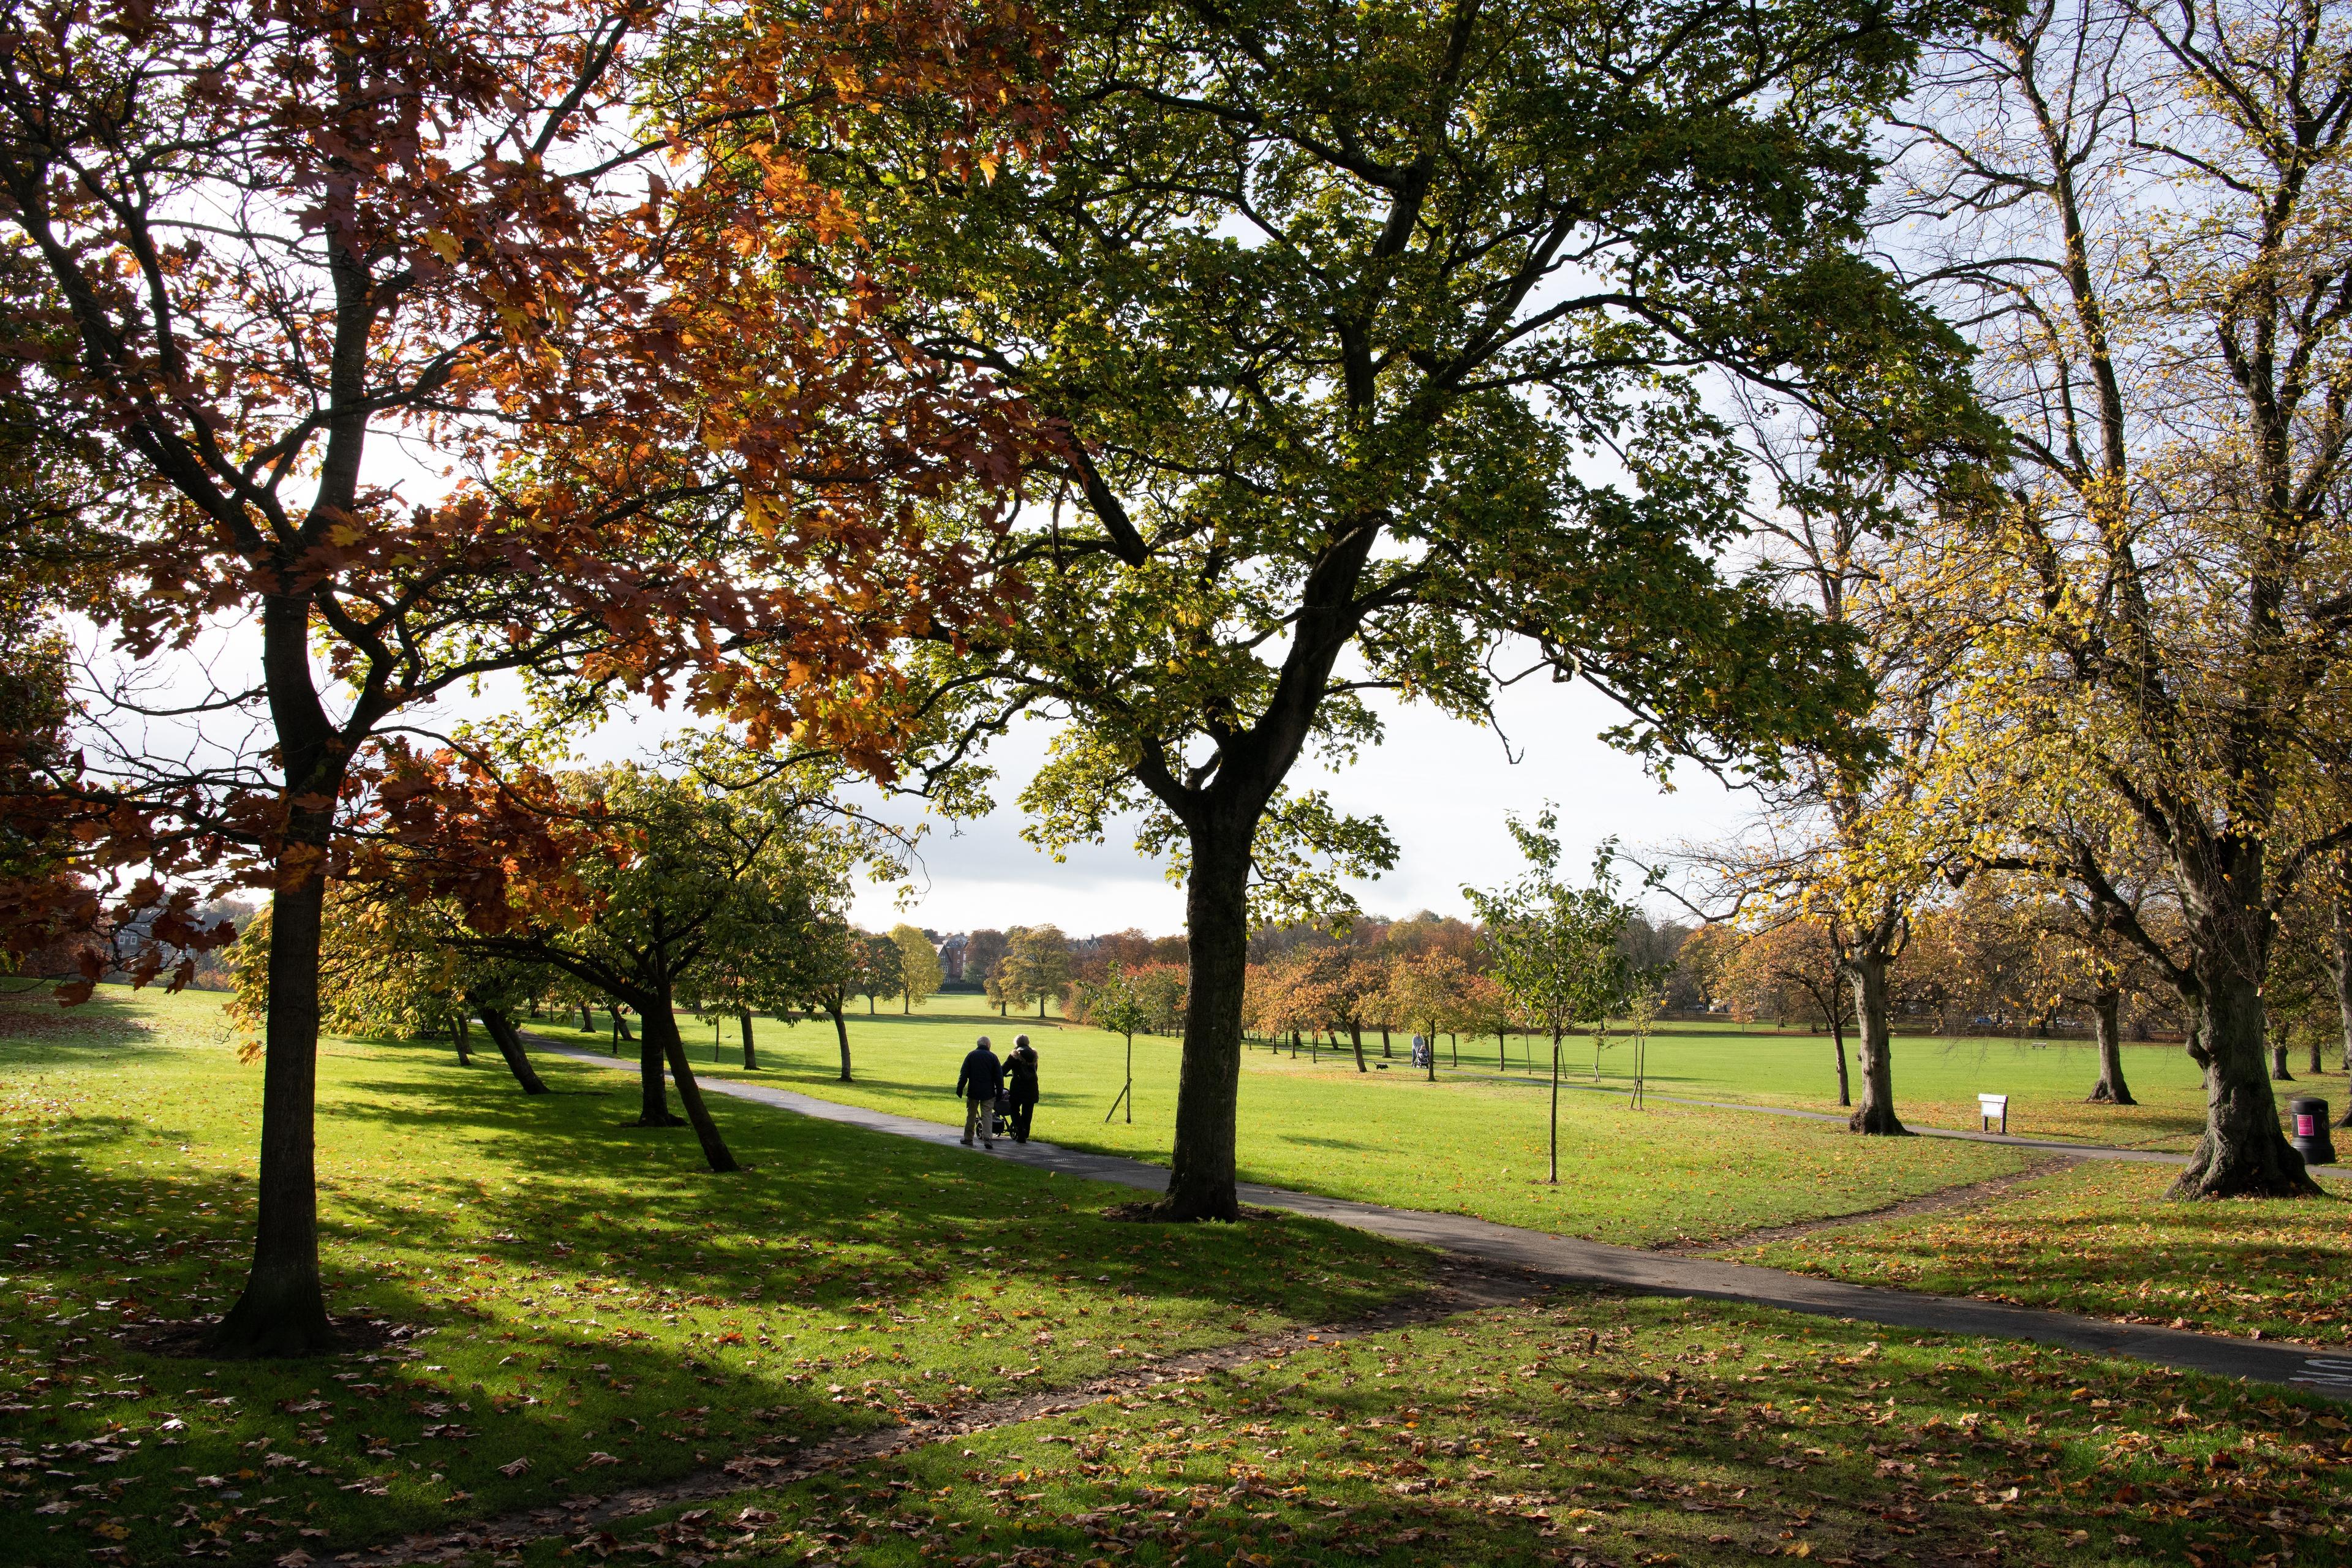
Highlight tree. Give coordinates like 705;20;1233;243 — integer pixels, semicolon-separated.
682;815;852;1072
421;759;869;1174
1386;952;1473;1075
1891;0;2348;1196
230;891;551;1094
889;924;943;1014
1625;982;1665;1110
1001;924;1071;1019
1675;388;1967;1136
1467;813;1637;1183
794;918;864;1084
855;0;1988;1217
1715;918;1856;1106
964;929;1010;996
1086;962;1151;1123
1291;948;1385;1072
858;933;903;1017
1130;963;1189;1036
0;0;1045;1351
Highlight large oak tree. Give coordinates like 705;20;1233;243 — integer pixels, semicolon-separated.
1888;0;2352;1196
0;0;1043;1349
787;0;1998;1216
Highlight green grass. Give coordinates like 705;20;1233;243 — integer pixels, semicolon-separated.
1725;1158;2352;1346
531;998;2039;1250
1567;1019;2233;1152
0;987;1422;1567
505;1287;2352;1568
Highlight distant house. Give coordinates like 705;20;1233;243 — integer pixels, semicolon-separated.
938;933;968;982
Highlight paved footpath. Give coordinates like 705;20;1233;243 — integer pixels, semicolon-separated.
534;1038;2352;1401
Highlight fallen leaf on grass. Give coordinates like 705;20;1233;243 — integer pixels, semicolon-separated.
499;1457;533;1477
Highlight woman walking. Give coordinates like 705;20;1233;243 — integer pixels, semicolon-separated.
1005;1035;1040;1144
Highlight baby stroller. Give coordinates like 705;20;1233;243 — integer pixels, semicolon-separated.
990;1088;1014;1140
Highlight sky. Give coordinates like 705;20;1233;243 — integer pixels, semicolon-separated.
840;670;1759;938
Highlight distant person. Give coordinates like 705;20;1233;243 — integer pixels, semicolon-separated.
956;1035;1003;1148
1006;1034;1040;1144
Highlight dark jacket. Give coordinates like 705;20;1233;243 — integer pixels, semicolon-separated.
956;1046;1003;1101
1005;1045;1039;1104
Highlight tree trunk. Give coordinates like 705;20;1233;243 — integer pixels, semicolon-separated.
740;1007;757;1070
2172;967;2318;1198
451;1013;471;1066
578;1001;594;1031
2085;987;2134;1105
611;1007;633;1040
1845;949;1906;1136
209;862;334;1355
646;1001;741;1173
1380;1023;1391;1058
1547;1027;1561;1182
1348;1023;1366;1072
1829;1008;1850;1107
831;1002;853;1082
1161;823;1251;1220
2335;886;2352;1085
633;1019;681;1127
474;1003;549;1095
2271;1039;2294;1081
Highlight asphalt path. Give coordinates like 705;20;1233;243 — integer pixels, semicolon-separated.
530;1034;2352;1401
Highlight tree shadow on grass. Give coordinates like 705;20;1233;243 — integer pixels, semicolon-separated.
0;991;189;1066
325;1035;1420;1325
3;1031;1431;1568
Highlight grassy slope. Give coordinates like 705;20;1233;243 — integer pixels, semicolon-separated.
1726;1158;2352;1346
535;1000;2034;1249
513;1289;2352;1568
0;989;1422;1568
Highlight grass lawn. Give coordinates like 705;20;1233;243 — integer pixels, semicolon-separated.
503;1287;2352;1568
1414;1012;2252;1153
0;987;1423;1568
530;1000;2037;1250
1724;1158;2352;1347
1596;1022;2252;1153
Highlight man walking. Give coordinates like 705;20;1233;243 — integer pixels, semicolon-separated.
957;1035;1004;1148
1005;1034;1040;1144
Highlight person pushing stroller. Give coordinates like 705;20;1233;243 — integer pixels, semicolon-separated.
957;1035;1004;1148
1005;1034;1039;1144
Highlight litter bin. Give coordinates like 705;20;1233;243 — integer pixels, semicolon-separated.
2287;1097;2337;1167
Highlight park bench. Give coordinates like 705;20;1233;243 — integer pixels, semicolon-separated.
1978;1093;2009;1134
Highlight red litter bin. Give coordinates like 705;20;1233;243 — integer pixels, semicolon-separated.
2288;1098;2337;1167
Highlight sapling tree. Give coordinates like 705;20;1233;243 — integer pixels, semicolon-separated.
1468;814;1638;1184
1088;962;1151;1124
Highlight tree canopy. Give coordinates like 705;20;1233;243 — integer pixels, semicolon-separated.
786;0;2001;1216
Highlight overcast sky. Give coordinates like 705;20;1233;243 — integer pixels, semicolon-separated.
843;671;1759;938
